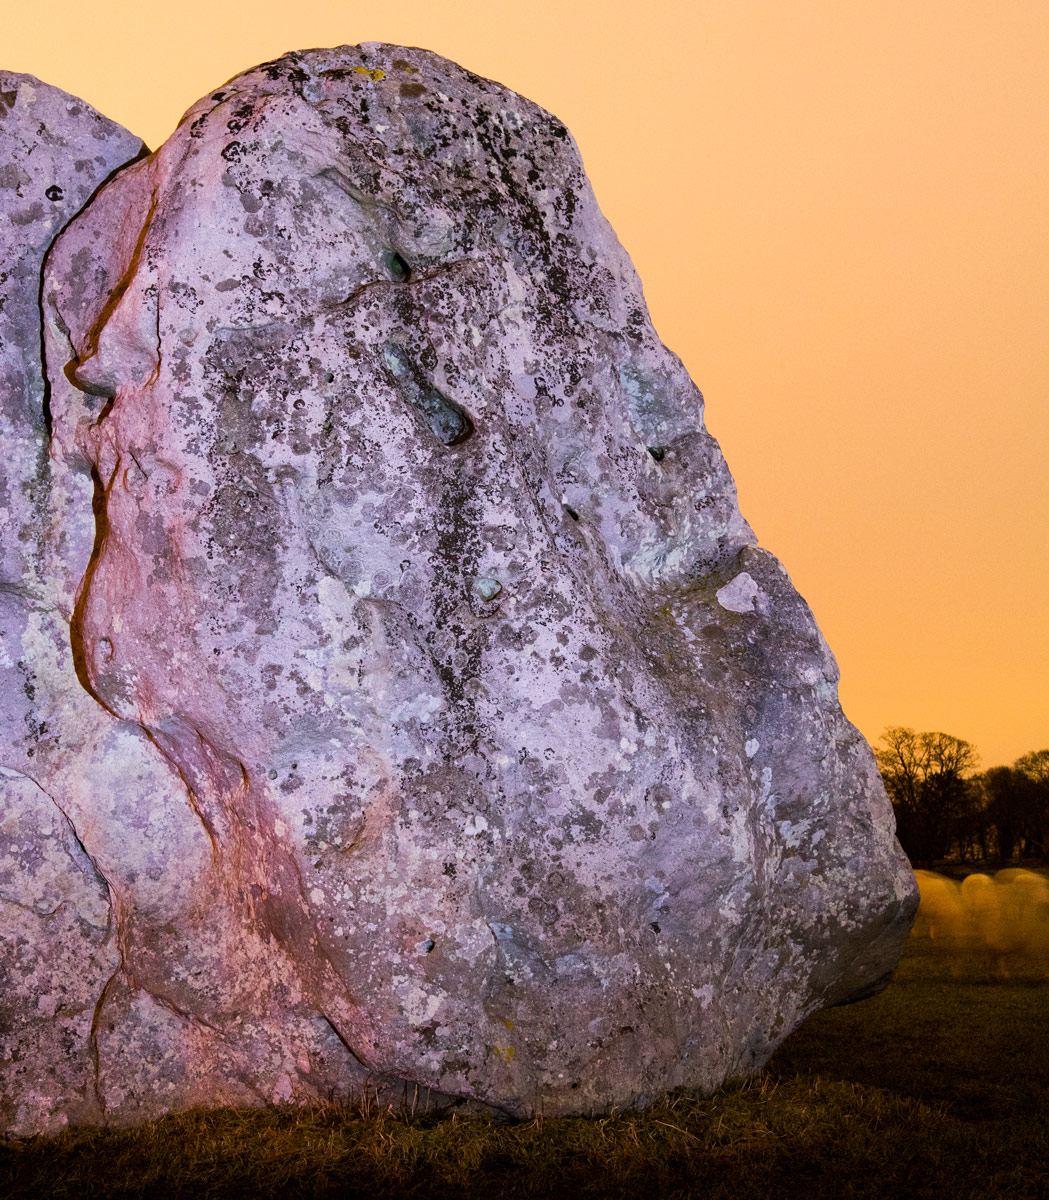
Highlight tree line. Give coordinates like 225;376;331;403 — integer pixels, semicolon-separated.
875;726;1049;868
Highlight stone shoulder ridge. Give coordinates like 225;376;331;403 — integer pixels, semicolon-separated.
0;68;145;150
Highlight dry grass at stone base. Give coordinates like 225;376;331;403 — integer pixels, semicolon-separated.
2;923;1047;1200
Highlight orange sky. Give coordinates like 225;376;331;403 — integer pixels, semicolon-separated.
7;1;1047;768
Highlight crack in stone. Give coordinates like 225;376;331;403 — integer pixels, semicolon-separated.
87;966;122;1120
0;895;69;918
0;579;44;603
324;255;478;313
320;1013;370;1072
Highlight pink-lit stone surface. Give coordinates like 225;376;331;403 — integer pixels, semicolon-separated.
3;46;916;1133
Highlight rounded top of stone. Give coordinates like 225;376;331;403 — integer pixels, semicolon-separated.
116;42;598;342
0;69;145;155
168;42;580;180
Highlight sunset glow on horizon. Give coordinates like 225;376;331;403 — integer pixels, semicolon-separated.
7;0;1047;768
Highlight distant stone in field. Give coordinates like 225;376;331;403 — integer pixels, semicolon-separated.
913;870;1049;962
3;46;918;1134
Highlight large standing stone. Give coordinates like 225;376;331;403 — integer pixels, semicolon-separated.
0;73;383;1137
0;72;146;1135
7;45;917;1130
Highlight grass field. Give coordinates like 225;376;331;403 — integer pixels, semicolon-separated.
2;872;1047;1199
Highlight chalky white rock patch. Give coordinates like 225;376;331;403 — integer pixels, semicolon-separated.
717;571;761;613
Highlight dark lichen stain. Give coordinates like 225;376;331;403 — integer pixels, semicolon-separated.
226;103;256;136
400;83;426;99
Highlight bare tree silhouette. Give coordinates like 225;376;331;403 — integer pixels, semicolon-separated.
876;727;978;866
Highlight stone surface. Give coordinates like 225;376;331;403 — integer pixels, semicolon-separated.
0;73;147;1135
4;46;917;1132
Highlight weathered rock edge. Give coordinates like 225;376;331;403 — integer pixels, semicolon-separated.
0;71;150;1137
4;46;918;1134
